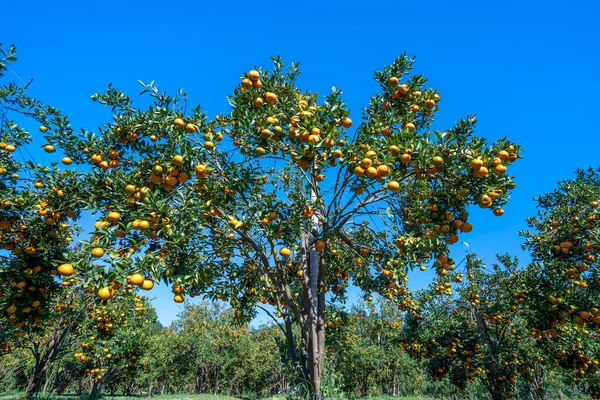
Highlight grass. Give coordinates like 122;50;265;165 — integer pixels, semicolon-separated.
0;394;239;400
0;395;437;400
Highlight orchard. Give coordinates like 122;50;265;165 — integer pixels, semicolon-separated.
1;42;598;400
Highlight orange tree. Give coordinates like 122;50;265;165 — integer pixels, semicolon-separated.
404;254;528;400
140;302;284;397
520;168;600;398
404;253;595;400
0;43;92;398
325;299;422;397
195;55;520;397
68;293;159;396
405;169;600;400
0;288;91;398
60;54;521;397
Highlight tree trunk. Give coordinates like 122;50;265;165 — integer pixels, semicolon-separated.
301;224;326;400
528;368;548;400
90;378;101;397
24;362;48;399
283;313;301;371
24;291;80;399
214;366;220;395
473;308;506;400
392;358;399;396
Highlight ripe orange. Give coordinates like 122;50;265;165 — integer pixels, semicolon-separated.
129;273;145;286
43;144;55;153
91;248;105;258
265;92;277;103
579;311;591;320
255;147;266;156
377;165;390;177
342;117;352;128
280;247;291;257
172;284;184;294
140;279;154;290
195;164;208;177
424;99;435;109
173;118;185;128
307;134;320;144
241;78;252;89
57;264;75;276
204;141;215;150
303;206;314;218
173;294;185;303
185;123;196;133
400;153;412;163
253;97;264;108
107;211;120;222
388;145;400;155
497;150;509;160
474;166;489;178
470;158;484;169
495;165;507;175
62;157;73;165
39;125;48;132
315;240;326;251
172;155;185;166
388;180;400;191
460;222;473;233
397;84;409;95
432;156;444;165
248;70;260;81
493;208;504;216
178;172;190;183
388;77;399;86
364;167;376;178
360;158;372;168
478;195;493;209
165;176;178;186
97;287;113;300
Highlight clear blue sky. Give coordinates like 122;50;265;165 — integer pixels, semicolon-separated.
2;0;599;326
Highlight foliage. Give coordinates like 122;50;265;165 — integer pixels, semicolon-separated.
4;41;598;400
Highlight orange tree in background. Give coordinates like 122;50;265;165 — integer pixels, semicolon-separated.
325;299;417;397
69;294;159;396
1;288;91;399
2;45;522;398
405;169;600;400
404;254;548;400
520;168;600;398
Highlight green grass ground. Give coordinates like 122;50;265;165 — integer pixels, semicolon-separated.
0;395;439;400
0;395;435;400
